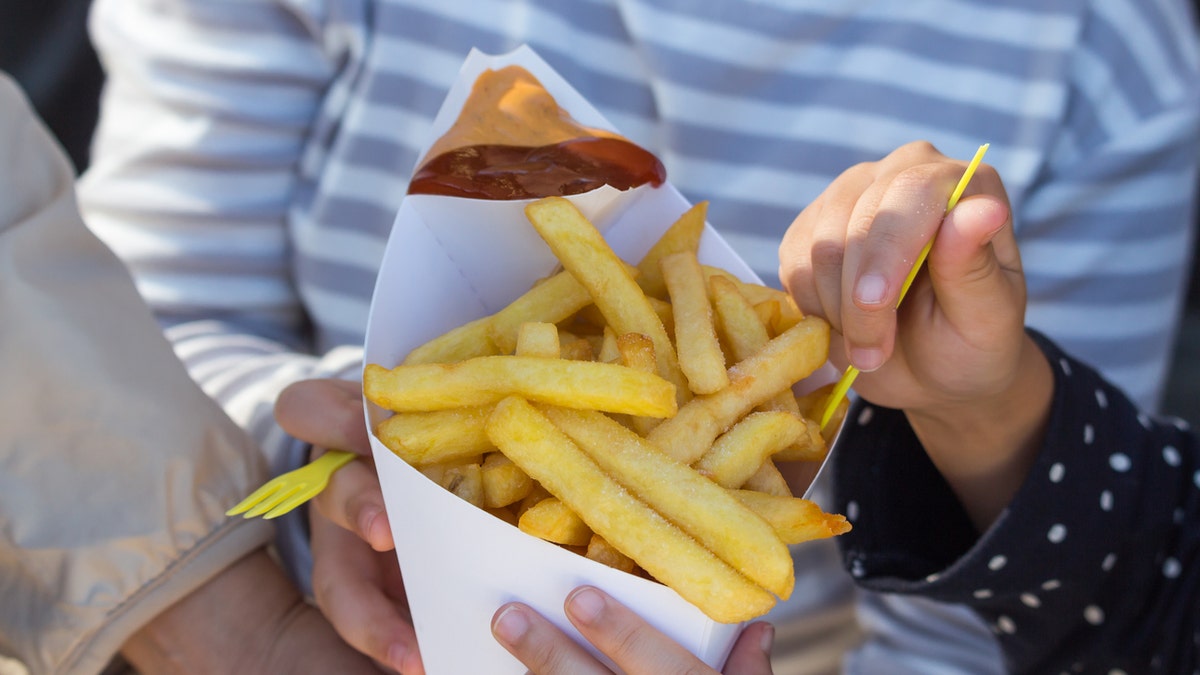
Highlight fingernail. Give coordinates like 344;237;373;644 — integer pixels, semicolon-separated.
849;347;883;372
358;505;382;540
387;643;408;672
566;587;606;625
855;274;888;306
493;605;529;643
760;624;776;654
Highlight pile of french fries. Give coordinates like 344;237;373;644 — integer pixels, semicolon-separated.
364;196;850;623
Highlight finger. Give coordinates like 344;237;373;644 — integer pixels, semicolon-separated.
779;162;876;331
927;193;1023;332
310;511;422;674
311;455;394;551
276;378;372;454
720;622;775;675
491;603;611;675
564;587;715;675
841;161;970;371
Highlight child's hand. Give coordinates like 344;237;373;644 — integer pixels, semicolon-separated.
779;141;1052;529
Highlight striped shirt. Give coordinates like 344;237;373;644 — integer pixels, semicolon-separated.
78;0;1200;672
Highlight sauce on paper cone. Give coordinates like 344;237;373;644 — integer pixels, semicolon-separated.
409;65;665;199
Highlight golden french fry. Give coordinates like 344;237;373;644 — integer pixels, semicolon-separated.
710;276;801;416
486;506;520;526
543;406;793;600
435;460;485;507
752;301;782;337
364;356;677;417
487;396;775;623
662;251;728;395
488;270;596;353
772;414;827;462
613;332;661;434
374;406;495;465
796;382;849;444
403;316;500;365
741;460;792;497
586;534;637;574
515;321;561;358
516;483;552;517
597;326;620;363
525;197;687;401
636;201;708;300
518;497;593;546
557;330;596;361
647;315;830;464
481;452;534;508
694;411;806;489
730;489;851;545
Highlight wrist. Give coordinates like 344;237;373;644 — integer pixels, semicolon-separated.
905;332;1052;531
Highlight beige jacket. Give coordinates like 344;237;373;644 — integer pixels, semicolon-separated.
0;74;273;674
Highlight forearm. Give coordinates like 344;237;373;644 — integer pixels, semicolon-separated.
121;550;378;675
906;331;1053;531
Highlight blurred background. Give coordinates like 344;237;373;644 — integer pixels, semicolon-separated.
2;0;1197;428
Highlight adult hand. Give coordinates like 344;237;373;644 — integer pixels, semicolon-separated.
121;549;382;674
275;378;424;674
492;586;775;674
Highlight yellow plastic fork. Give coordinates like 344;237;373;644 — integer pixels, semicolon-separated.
225;449;357;520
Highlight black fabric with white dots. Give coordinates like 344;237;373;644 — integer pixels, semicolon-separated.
832;330;1198;674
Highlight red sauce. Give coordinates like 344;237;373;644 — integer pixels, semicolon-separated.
408;137;667;200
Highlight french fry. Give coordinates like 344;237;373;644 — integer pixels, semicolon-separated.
487;396;776;623
489;270;596;353
741;460;792;497
730;489;851;545
524;197;688;402
436;460;485;508
586;534;637;574
374;406;495;465
635;201;707;300
557;330;595;361
647;315;830;464
613;332;660;435
364;357;677;417
519;497;593;546
710;276;801;416
515;321;562;358
797;382;849;446
662;251;729;395
597;326;620;363
543;405;794;599
403;316;500;365
481;452;534;508
693;411;806;489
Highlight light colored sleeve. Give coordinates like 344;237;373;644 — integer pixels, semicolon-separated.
1016;0;1200;412
0;74;273;675
77;0;365;475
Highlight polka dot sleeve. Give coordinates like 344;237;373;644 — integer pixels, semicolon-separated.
831;330;1199;674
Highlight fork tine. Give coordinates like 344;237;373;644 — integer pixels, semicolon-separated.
243;485;304;518
262;484;325;519
225;481;285;517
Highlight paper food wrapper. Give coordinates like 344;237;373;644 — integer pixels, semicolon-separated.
363;45;840;674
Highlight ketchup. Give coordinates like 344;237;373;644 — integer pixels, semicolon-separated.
407;136;667;200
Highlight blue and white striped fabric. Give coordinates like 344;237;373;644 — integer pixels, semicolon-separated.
78;0;1200;672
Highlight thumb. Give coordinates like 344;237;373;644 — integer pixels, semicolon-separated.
721;621;775;674
927;194;1023;330
275;378;372;455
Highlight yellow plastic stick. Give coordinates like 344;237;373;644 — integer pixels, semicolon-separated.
820;143;991;430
